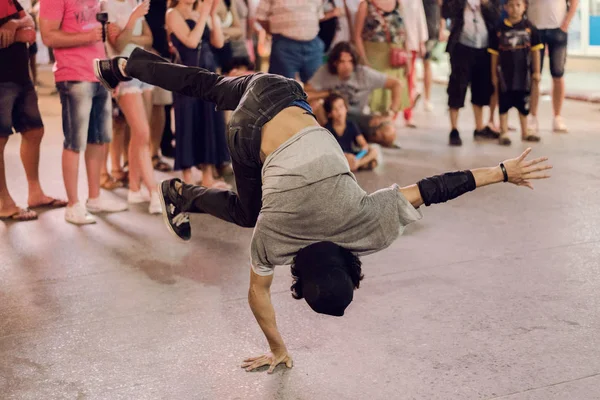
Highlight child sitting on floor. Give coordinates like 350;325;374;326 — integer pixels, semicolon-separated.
324;92;380;172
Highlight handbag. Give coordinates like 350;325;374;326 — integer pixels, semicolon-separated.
372;1;408;68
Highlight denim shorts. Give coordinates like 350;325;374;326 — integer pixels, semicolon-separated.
268;35;324;83
116;78;154;97
56;81;112;152
539;28;568;78
0;81;44;137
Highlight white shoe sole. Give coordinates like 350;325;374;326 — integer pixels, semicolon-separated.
93;59;115;92
157;180;190;242
65;216;96;225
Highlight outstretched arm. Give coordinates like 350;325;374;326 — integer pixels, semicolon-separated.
242;268;293;374
399;148;552;208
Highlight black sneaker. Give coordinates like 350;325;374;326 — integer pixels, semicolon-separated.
474;126;501;140
93;57;131;91
158;178;191;242
449;129;462;146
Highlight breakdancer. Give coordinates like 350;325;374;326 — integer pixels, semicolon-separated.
94;48;552;374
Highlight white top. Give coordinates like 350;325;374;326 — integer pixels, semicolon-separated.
400;0;429;51
329;0;361;49
106;0;144;58
528;0;567;30
458;0;489;49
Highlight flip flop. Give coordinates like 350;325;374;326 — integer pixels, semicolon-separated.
522;134;541;142
29;198;68;209
0;207;38;221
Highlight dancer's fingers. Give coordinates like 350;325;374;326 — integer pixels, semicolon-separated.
523;156;548;167
517;147;532;162
524;164;552;174
523;156;549;168
523;173;551;180
519;181;534;190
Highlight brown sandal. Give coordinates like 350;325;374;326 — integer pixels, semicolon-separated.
101;173;124;190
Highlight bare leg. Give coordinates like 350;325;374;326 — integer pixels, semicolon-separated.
0;138;19;216
498;112;511;146
423;59;432;105
62;149;80;206
19;127;53;205
450;108;459;130
118;92;157;194
487;91;499;131
110;116;126;178
182;168;193;184
150;104;166;158
519;113;529;139
552;77;564;117
85;144;104;200
473;105;485;131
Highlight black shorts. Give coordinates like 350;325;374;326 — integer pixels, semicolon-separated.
447;43;493;109
499;91;531;116
0;81;44;137
29;42;38;56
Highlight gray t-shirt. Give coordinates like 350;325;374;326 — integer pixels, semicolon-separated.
308;65;388;114
250;126;423;276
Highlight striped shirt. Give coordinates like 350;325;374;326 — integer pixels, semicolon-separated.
256;0;325;41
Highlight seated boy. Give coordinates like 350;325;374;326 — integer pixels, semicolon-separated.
323;92;379;172
488;0;544;146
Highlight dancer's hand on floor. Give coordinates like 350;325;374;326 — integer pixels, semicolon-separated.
241;349;293;373
502;148;552;190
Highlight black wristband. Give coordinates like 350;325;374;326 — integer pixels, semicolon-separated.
499;163;508;182
417;170;477;207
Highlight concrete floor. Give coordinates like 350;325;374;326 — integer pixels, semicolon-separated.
1;84;600;400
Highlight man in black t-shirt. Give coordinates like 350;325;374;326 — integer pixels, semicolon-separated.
488;0;544;146
0;0;66;222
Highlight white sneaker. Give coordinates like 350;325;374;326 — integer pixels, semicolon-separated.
527;115;538;135
128;187;151;204
65;203;96;225
148;191;162;215
424;101;434;112
86;195;128;213
553;116;568;133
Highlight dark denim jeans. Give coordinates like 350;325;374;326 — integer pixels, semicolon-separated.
126;48;307;227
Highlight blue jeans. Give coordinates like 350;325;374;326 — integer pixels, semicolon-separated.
539;28;568;78
268;35;324;82
0;81;44;137
56;81;112;152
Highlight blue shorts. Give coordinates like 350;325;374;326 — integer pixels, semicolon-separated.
56;81;112;152
0;81;44;137
268;35;324;83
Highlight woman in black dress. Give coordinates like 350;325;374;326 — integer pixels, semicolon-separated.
167;0;231;188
